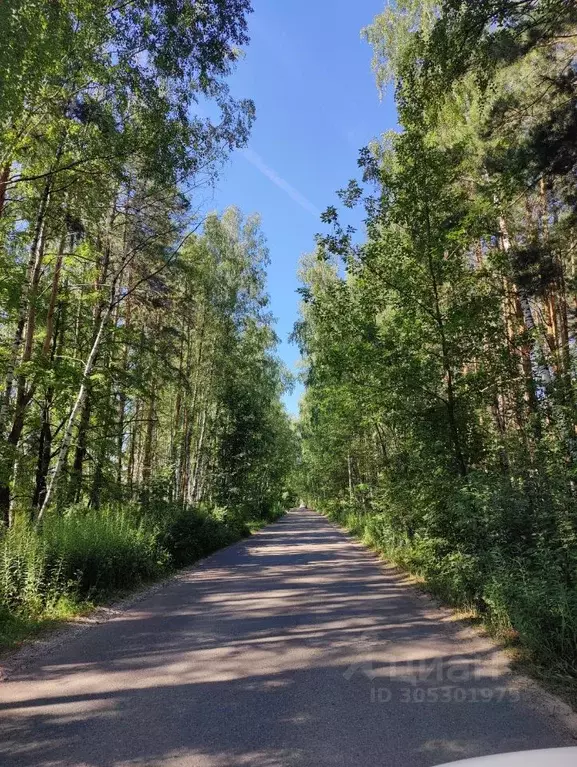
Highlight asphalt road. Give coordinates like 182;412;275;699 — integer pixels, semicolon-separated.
0;509;573;767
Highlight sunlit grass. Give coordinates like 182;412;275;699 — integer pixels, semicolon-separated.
0;504;281;653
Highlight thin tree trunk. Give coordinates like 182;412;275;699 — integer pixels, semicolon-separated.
141;390;156;490
127;399;140;496
38;301;114;521
0;207;50;523
42;232;67;358
0;162;10;218
6;228;49;450
33;400;53;512
424;206;468;476
0;176;51;438
33;300;66;514
67;395;92;505
347;453;354;502
181;307;207;502
179;409;192;502
190;400;209;504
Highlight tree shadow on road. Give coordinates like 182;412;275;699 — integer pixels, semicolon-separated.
0;511;568;766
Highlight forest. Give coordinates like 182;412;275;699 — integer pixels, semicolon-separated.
0;1;297;644
3;0;577;691
296;0;577;679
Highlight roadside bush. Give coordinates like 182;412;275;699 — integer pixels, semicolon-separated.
0;510;163;613
484;565;577;673
0;501;258;643
45;509;164;599
0;521;53;614
324;497;577;677
159;506;248;568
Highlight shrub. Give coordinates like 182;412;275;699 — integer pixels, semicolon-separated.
484;565;577;673
0;521;53;614
0;501;253;647
323;496;577;678
44;509;165;599
159;506;247;568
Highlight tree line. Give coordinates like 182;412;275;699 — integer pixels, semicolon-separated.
0;0;296;528
296;0;577;674
0;1;299;644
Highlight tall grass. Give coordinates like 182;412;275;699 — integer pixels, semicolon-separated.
325;502;577;678
0;503;252;648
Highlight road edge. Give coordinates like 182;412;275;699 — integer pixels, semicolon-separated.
319;508;577;742
0;511;292;683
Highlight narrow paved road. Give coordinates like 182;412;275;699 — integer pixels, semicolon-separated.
0;510;572;767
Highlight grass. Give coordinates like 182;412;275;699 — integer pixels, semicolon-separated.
0;609;53;650
0;504;285;655
0;596;93;652
324;504;577;712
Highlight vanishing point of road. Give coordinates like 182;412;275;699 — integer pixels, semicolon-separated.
0;509;574;766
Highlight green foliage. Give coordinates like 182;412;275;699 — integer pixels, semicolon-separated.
44;509;164;598
0;0;296;652
326;497;577;676
158;505;247;569
297;0;577;681
0;0;264;527
0;500;260;647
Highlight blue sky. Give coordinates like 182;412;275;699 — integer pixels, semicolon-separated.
208;0;397;415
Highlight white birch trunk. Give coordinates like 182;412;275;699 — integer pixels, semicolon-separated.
37;301;113;521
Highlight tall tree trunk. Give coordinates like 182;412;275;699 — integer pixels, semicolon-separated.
67;395;92;505
141;390;156;491
127;398;140;497
38;300;114;521
424;206;468;477
6;227;50;450
0;176;51;438
181;307;207;503
0;162;10;218
190;401;209;504
90;362;114;509
116;266;133;494
33;299;66;514
42;233;67;358
179;409;192;502
499;215;553;386
89;424;106;510
33;399;53;512
347;452;354;502
0;201;49;522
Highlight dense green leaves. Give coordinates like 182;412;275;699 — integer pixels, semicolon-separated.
298;0;577;675
0;0;298;643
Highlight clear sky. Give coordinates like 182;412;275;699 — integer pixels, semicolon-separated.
207;0;397;415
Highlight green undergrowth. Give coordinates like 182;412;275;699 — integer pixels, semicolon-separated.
248;504;286;533
323;502;577;707
0;503;285;653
